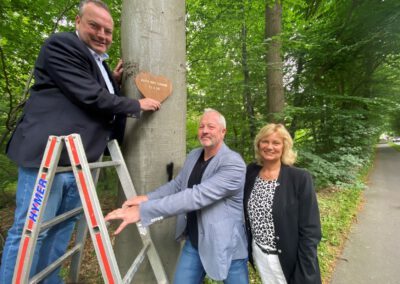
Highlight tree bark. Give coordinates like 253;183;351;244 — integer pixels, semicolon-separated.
265;0;284;123
241;19;256;140
117;1;186;282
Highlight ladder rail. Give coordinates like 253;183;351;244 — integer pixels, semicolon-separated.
12;136;63;284
65;134;122;284
122;242;150;284
69;157;103;283
107;139;169;283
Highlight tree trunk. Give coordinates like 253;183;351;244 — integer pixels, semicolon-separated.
116;1;186;282
241;17;256;140
265;0;284;123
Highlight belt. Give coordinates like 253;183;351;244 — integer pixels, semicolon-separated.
256;242;278;255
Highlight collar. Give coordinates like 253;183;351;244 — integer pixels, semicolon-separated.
88;48;109;62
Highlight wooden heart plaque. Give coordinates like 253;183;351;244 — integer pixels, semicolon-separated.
134;72;173;102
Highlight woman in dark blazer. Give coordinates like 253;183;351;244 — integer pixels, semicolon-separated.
244;123;321;284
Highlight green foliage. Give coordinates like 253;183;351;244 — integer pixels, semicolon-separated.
186;111;202;153
185;0;400;187
388;142;400;152
0;154;17;209
296;150;341;188
186;0;266;161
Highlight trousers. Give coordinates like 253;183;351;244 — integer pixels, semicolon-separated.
173;240;249;284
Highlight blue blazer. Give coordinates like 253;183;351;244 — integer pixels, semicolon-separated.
7;32;141;167
140;143;248;280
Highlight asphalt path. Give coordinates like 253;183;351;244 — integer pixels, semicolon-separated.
331;144;400;284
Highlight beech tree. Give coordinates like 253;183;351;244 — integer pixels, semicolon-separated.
116;0;186;282
265;0;284;122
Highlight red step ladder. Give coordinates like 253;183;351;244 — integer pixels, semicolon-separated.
13;134;168;284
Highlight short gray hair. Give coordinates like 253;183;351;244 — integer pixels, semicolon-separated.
79;0;111;17
203;108;226;128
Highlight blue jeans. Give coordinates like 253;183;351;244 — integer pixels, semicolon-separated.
173;240;249;284
0;167;82;284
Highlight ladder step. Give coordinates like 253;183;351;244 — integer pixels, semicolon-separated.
56;160;122;173
122;242;151;284
40;207;83;232
28;244;82;284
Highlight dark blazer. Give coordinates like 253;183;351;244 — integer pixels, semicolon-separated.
7;32;141;167
244;163;322;284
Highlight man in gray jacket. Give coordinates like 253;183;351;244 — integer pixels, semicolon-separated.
106;108;248;283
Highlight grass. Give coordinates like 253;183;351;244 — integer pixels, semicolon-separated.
388;141;400;152
317;187;362;284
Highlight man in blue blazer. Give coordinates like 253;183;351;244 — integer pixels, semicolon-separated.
106;109;249;283
0;1;160;283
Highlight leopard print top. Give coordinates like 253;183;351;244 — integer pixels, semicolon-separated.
247;176;279;250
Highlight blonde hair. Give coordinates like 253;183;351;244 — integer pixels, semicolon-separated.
254;123;297;166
